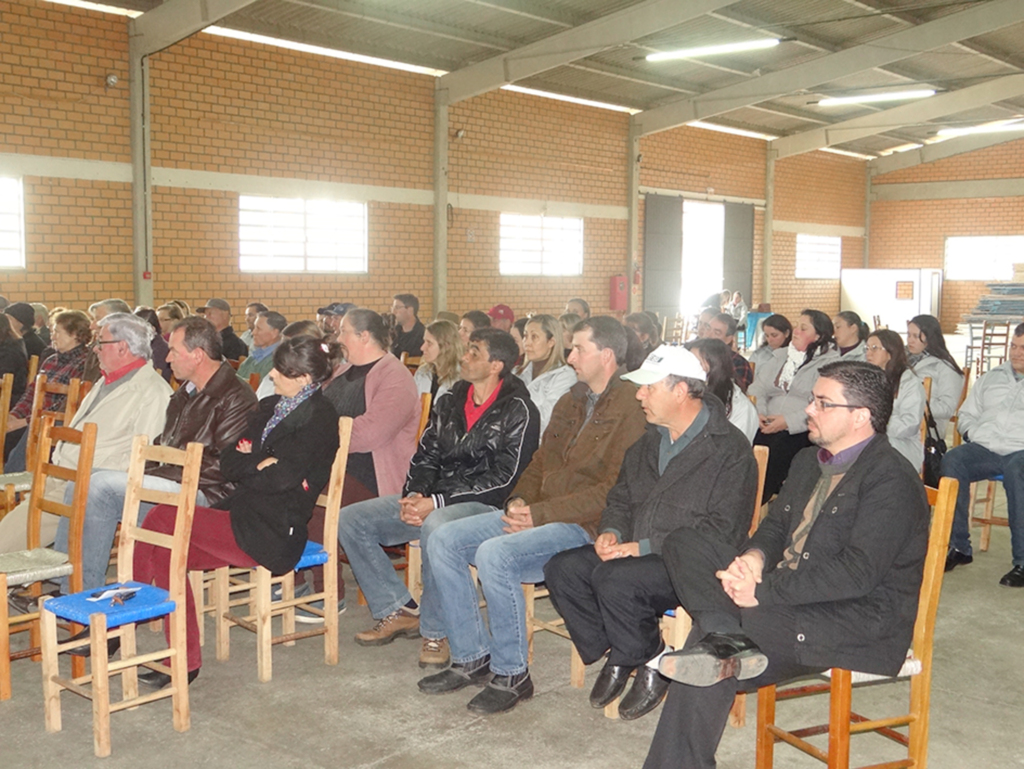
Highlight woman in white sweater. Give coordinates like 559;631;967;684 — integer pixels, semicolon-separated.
515;314;577;435
866;329;926;470
907;314;965;438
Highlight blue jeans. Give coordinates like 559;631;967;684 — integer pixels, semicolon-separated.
54;470;209;591
941;443;1024;564
427;511;592;676
336;495;493;638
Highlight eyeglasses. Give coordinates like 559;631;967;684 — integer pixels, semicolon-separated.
865;344;884;352
92;339;120;349
808;395;864;412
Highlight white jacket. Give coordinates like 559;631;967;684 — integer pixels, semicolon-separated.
888;368;926;470
839;341;866;362
516;362;578;436
728;387;758;444
912;355;964;438
956;361;1024;456
748;346;840;434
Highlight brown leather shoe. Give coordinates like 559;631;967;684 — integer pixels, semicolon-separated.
419;637;450;669
354;609;420;646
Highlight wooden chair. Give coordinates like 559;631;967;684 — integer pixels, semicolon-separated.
604;445;769;719
979;320;1010;374
228;357;243;371
963;321;984;373
0;373;15;477
523;583;585;689
27;354;39;383
1;375;91;518
400;351;422;374
0;417;97;700
918;377;932;447
755;478;958;769
39;436;204;757
212;417;352;682
969;474;1007;552
248;372;260;392
949;367;972;449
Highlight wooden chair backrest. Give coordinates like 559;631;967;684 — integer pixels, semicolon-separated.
400;352;422;374
26;416;98;596
248;372;260;392
228;358;243;371
25;375;91;472
751;445;769;535
314;417;354;548
417;392;432;442
950;366;972;448
919;377;932;445
0;373;14;473
27;355;39;383
916;479;957;669
115;437;204;609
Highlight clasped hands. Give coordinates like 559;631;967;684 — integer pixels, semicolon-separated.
399;493;435;526
716;550;764;608
236;438;278;471
594;532;639;562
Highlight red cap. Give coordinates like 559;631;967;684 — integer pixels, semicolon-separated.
487;304;515;322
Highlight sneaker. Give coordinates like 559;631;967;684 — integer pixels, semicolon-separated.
354;608;420;646
419;637;450;669
272;581;313;602
295;597;347;624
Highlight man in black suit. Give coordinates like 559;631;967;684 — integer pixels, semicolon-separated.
643;360;930;769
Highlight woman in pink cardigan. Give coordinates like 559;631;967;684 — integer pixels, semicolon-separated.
304;308;420;619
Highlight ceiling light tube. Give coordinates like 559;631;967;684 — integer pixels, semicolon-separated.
936;120;1024;137
647;38;779;62
818;89;935;107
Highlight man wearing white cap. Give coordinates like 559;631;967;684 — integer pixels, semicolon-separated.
543;344;758;721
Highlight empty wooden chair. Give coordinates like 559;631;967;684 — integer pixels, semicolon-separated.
212;417;352;682
39;436;204;757
0;417;97;700
755;478;958;769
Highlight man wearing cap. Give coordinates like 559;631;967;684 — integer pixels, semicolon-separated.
5;301;46;360
543;344;758;721
486;304;514;333
391;293;425;358
199;298;248;360
316;302;354;343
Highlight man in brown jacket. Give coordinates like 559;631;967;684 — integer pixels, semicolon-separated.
417;316;647;715
69;316;257;590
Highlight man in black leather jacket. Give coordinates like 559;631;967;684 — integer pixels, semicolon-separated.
337;328;540;651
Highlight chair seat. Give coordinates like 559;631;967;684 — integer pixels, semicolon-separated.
0;471;33;492
0;547;72;587
295;539;327;570
823;649;922;684
43;580;176;629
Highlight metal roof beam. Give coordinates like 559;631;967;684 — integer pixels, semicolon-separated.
771;74;1024;158
459;0;580;29
634;0;1024;137
129;0;260;57
869;132;1024;175
440;0;742;104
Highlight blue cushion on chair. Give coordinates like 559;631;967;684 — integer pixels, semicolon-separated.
294;540;328;570
42;581;176;629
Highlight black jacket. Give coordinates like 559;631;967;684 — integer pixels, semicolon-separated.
221;327;249;361
218;392;340;575
0;339;27;404
599;394;758;555
404;375;540;509
749;434;929;676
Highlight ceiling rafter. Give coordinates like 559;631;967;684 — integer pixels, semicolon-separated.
869;130;1024;174
132;0;260;56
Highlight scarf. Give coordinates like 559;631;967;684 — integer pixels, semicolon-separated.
777;344;807;391
261;382;319;445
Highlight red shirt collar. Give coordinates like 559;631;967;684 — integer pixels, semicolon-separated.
464;379;503;432
102;358;146;385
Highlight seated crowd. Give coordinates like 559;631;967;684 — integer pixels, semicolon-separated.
2;286;1011;766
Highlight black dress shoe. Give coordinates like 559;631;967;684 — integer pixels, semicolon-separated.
418;655;492;694
659;632;768;687
65;628;120;659
999;565;1024;587
7;588;60;615
589;661;636;708
137;667;199;689
466;671;533;715
945;549;973;573
618;665;669;720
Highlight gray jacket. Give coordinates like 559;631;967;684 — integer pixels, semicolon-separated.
957;360;1024;455
912;354;964;437
749;346;841;433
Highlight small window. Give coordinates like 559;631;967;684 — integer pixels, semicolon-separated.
499;214;583;276
238;195;367;273
945;236;1024;281
795;233;841;279
0;177;26;269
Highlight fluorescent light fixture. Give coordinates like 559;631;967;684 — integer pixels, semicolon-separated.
879;143;924;156
820;147;876;161
936;119;1024;138
818;89;935;107
647;38;779;62
43;0;140;16
687;121;777;142
501;85;639;115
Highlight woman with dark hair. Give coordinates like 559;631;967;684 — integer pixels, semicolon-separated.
510;317;529;369
833;310;869;360
625;312;662;356
132;336;341;687
5;310;91;470
688;338;757;442
514;314;577;434
0;313;28;404
156;303;184;338
747;313;792;369
134;307;172;382
622;324;647;372
749;309;839;500
906;314;964;438
865;329;926;469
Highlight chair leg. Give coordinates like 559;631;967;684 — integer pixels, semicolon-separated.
569;644;585;689
189;570;205;647
827;669;852;769
255;566;273;683
980;480;997;552
729;692;747;728
324;552;339;666
280;571;296;647
90;613;112;758
755;685;777;769
40;600;62;733
522;584;535;665
0;573;10;701
121;622;138;705
168;605;191;734
907;657;932;767
407;540;422;603
214;566;231;662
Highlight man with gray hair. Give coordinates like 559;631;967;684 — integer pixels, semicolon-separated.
236;310;286;385
0;313;171;559
81;298;134;382
59;316;257;592
543;345;758;722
